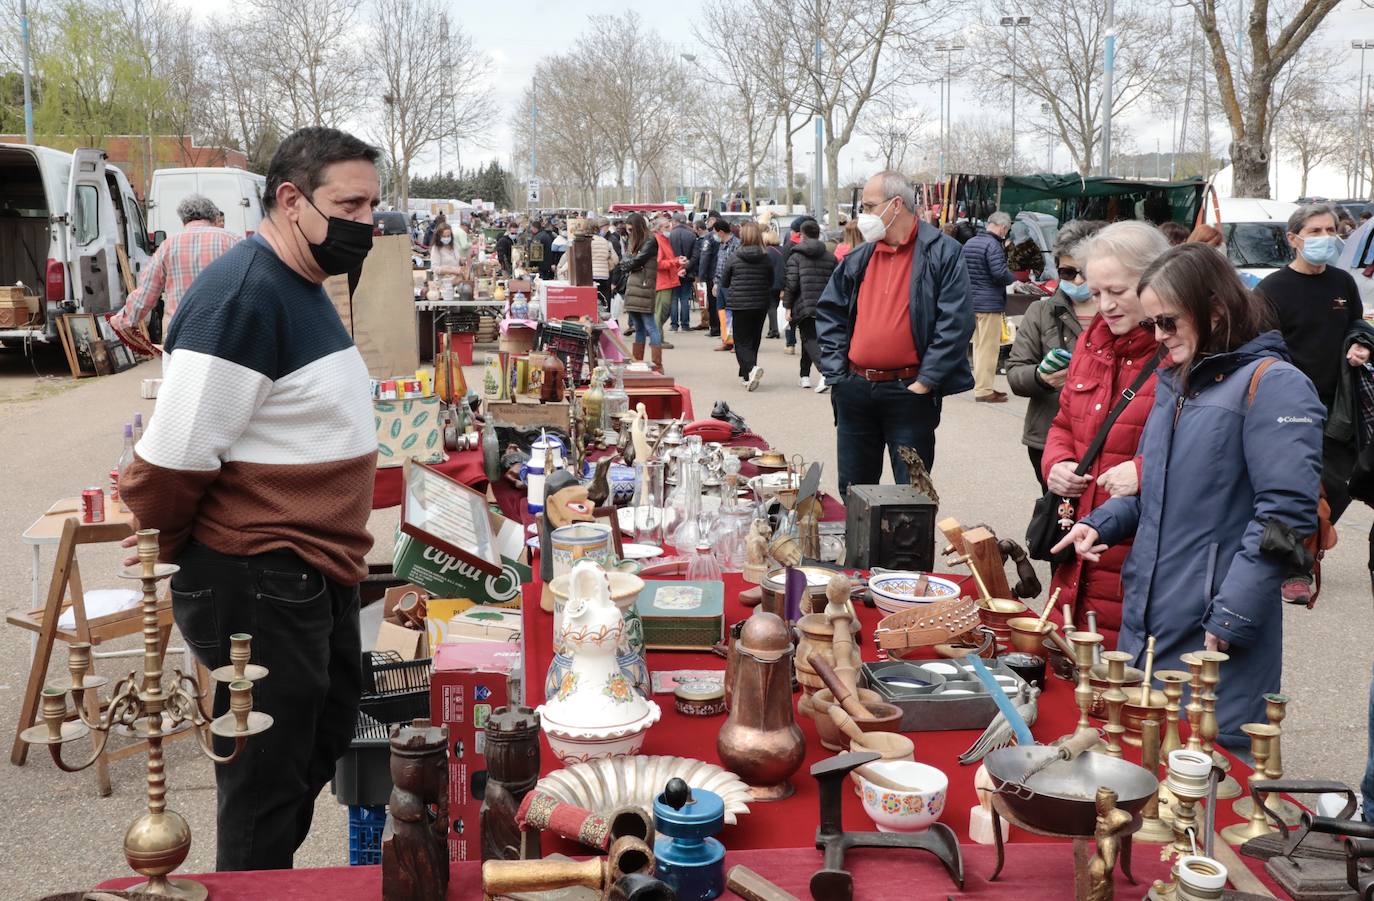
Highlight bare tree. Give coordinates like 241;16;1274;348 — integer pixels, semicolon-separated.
859;94;934;172
981;0;1171;177
945;117;1034;176
683;88;749;199
512;58;608;210
1183;0;1341;198
246;0;367;131
199;17;281;171
754;0;820;214
370;0;491;208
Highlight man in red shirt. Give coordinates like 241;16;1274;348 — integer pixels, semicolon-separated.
815;171;974;496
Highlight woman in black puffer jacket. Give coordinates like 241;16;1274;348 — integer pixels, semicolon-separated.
783;219;837;391
721;220;774;390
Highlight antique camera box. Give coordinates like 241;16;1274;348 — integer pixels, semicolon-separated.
634;580;725;651
431;640;522;862
844;484;937;571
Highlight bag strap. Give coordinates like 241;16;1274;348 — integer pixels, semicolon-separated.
1247;358;1277;407
1072;345;1168;477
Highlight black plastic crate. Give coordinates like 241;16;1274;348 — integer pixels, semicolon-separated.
358;651;430;726
334;712;397;807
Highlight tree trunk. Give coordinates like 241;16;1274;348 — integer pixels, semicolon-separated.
785;143;795;210
825;149;840;229
1230;136;1271;198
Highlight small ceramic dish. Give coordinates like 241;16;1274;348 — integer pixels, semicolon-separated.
620;543;665;560
858;760;949;833
919;662;960;677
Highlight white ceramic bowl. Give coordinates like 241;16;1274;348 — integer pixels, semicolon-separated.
538;702;662;764
858;760;949;833
869;573;962;614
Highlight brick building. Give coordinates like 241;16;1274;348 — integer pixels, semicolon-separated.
0;134;249;198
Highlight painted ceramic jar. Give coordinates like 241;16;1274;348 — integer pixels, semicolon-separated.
537;561;660;762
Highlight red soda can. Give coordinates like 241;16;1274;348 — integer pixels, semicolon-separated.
82;487;105;523
402;378;422;397
379;379;398;400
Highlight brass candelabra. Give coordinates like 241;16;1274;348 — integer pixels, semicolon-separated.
1195;650;1240;800
20;529;273;900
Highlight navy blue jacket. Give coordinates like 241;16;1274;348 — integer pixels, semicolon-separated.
814;221;974;395
668;224;696;260
1083;331;1323;745
962;232;1014;313
689;233;715;281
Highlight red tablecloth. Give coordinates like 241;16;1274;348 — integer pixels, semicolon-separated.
372;451;489;510
94;843;1201;900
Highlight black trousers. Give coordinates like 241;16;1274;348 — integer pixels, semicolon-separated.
731;308;768;378
797;317;822;379
766;297;781;337
171;541;362;871
1028;445;1048;494
831;375;942;498
706;283;720;335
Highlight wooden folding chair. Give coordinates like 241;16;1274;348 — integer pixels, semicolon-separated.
7;516;204;796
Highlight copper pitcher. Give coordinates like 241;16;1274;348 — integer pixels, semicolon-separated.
716;609;806;801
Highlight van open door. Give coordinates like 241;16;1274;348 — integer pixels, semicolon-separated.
65;148;114;315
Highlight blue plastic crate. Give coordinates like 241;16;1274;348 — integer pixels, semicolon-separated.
348;804;387;866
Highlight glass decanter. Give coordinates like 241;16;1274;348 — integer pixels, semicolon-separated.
601;362;629;431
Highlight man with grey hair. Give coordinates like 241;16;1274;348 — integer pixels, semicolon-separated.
110;192;239;342
962;210;1016;402
815;170;973;496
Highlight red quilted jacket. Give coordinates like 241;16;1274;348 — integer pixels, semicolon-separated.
1041;315;1160;648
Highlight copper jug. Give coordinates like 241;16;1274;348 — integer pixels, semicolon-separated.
716;609;806;801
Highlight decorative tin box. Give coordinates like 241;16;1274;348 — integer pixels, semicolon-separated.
634;580;725;651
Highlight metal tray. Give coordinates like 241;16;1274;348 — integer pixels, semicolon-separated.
862;658;1027;732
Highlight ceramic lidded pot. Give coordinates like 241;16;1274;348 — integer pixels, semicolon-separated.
538;561;660;762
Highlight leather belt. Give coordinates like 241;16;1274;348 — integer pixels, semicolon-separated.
849;364;920;382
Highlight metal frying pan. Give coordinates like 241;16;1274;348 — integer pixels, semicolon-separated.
984;746;1158;835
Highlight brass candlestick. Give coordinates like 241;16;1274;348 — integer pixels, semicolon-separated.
1232;695;1302;825
1180;653;1204;752
1069;630;1105;736
1101;650;1132;758
1265;693;1287;778
19;529;273;899
1155;670;1189;759
1136;717;1175;844
1220;724;1280;845
1195;650;1240;800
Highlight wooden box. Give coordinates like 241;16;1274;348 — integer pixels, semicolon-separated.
486;396;569;428
0;298;33;328
844;484;937;572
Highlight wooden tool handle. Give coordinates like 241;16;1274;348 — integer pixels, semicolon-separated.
809;653;868;719
828;612;858;687
726;865;803;901
828;704;867;743
1057;728;1103;760
481;857;604;896
854;762;910;792
1038;587;1061;626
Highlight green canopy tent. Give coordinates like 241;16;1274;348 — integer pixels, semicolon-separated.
937;174;1207;227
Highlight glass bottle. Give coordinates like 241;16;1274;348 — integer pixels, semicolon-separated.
115;423;135;512
131;412;144;445
671;450;704;550
582;364;607;434
601;362;629;431
686;543;723;582
633;460;666;544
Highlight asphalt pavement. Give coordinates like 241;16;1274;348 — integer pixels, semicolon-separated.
0;325;1370;893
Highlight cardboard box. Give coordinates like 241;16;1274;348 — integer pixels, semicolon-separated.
486;396;569;428
431;641;522;862
392;514;531;603
445;605;522;645
374;619;427;661
498;325;536;354
542;284;598;320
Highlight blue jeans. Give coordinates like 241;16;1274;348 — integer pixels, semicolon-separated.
670;282;693;329
831;374;942;498
629;311;661;347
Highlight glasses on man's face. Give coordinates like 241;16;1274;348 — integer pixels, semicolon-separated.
1139;314;1180;336
1057;266;1082;281
859;199;890;213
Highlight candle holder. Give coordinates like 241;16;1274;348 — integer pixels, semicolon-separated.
1136;717;1175;844
1180;653;1204;753
1231;695;1302;825
1194;650;1239;800
1101;651;1132;759
1068;630;1104;737
1220;724;1280;845
1152;749;1213;898
18;529;273;899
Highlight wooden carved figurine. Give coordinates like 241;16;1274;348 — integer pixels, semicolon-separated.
742;519;772;585
1086;786;1133;901
382;719;450;901
539;469;595;611
480;706;542;861
630;403;651;465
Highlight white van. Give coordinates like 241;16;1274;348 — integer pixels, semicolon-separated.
147;167;265;239
0;143;154;345
1200;196;1298;285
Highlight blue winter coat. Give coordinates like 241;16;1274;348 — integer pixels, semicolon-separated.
814;221;974;395
962;232;1014;313
1082;331;1323;746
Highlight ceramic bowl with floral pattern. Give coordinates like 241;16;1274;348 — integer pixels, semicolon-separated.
858;760;949;833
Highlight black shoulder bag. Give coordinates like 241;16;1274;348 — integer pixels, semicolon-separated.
1025;346;1166;564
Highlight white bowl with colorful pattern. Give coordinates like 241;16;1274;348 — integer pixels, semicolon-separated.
858;760;949;833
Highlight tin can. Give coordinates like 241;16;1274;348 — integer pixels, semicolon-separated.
82;487;105;523
512;356;531;395
369;378;381;399
415;369;432;396
402;378;422;398
379;379;398;401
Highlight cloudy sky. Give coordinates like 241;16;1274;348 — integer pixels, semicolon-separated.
426;1;1374;198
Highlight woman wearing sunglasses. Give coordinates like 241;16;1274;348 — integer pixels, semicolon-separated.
1055;243;1323;746
1039;221;1170;648
1006;219;1105;491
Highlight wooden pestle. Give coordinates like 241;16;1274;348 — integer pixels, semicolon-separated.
807;652;871;720
828;612;859;695
827;705;869;744
853;762;915;791
726;865;803;901
1037;587;1062;627
1139;635;1156;706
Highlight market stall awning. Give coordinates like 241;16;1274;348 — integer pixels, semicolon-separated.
947;174;1207;227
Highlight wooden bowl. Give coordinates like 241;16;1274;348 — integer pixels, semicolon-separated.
810;689;902;751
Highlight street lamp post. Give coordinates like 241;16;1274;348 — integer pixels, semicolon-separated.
20;0;34;144
1040;102;1053;173
934;39;966;185
1001;16;1031;174
1355;41;1374;196
1101;0;1117;176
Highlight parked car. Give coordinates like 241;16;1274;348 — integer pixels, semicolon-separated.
1201;197;1298;284
373;210;410;236
147;166;265;241
0;143;154;346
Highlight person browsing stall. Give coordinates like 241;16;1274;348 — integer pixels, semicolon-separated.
815;169;974;497
119;126;381;871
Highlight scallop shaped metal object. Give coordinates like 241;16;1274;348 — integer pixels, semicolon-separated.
532;755;753;826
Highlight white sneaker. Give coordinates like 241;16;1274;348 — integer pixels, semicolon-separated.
747;366;764;391
815;380;830;394
799;376;811;389
740;377;749;386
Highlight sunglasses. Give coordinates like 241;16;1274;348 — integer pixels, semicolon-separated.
1057;266;1082;281
1139;315;1180;336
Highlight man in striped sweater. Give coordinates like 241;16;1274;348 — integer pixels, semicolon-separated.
121;127;381;871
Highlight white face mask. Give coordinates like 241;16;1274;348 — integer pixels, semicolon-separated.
440;236;453;245
857;198;898;243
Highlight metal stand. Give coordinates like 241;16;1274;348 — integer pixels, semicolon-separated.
987;794;1139;900
809;751;963;901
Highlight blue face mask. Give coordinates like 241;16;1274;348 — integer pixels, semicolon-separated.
1300;234;1342;266
1061;280;1092;302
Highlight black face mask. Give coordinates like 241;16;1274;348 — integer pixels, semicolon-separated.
296;190;374;276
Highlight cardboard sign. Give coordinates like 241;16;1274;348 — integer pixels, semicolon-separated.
542;284;598;320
